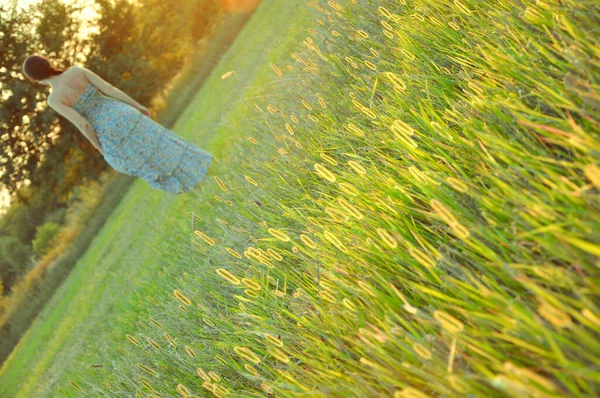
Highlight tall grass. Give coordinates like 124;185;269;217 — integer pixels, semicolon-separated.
69;0;598;396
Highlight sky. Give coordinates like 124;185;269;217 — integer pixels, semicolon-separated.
12;0;100;36
4;0;98;18
0;0;100;215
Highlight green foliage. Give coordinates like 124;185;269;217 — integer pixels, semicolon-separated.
32;222;61;257
0;236;31;275
43;207;67;225
0;196;48;246
0;0;85;201
0;256;10;294
86;0;202;115
0;185;61;291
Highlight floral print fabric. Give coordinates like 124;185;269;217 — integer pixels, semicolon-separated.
73;83;214;194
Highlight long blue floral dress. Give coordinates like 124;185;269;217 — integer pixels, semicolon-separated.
73;83;214;194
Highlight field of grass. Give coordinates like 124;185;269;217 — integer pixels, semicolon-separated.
1;0;599;397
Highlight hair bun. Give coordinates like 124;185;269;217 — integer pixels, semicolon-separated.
23;54;65;81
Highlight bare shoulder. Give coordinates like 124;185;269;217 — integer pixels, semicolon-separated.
48;67;92;109
67;65;86;77
71;65;96;77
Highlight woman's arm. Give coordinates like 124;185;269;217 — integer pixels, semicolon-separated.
76;66;143;110
48;96;104;154
81;122;104;155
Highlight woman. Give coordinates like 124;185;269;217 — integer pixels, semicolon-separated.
22;54;214;195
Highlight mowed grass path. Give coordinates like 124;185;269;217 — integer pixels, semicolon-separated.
0;1;311;396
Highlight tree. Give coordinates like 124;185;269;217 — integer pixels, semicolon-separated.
0;253;15;294
84;0;151;107
0;3;46;201
133;0;194;93
191;0;224;42
0;0;103;205
32;222;61;257
85;0;194;109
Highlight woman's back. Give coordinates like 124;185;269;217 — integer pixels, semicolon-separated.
47;67;91;108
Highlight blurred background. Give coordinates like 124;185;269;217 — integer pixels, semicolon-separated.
0;0;259;365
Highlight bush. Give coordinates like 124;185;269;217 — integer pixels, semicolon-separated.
0;248;17;293
32;222;61;257
0;202;45;246
43;207;67;225
0;236;31;274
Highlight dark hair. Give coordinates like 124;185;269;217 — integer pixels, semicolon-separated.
22;55;65;82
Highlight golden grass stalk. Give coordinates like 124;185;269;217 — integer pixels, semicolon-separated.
234;346;261;364
216;269;241;285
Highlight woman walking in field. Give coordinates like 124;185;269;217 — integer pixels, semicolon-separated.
22;55;214;194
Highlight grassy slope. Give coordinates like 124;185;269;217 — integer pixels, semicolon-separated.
0;1;310;396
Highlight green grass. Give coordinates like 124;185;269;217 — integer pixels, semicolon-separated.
0;1;312;396
1;0;599;397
